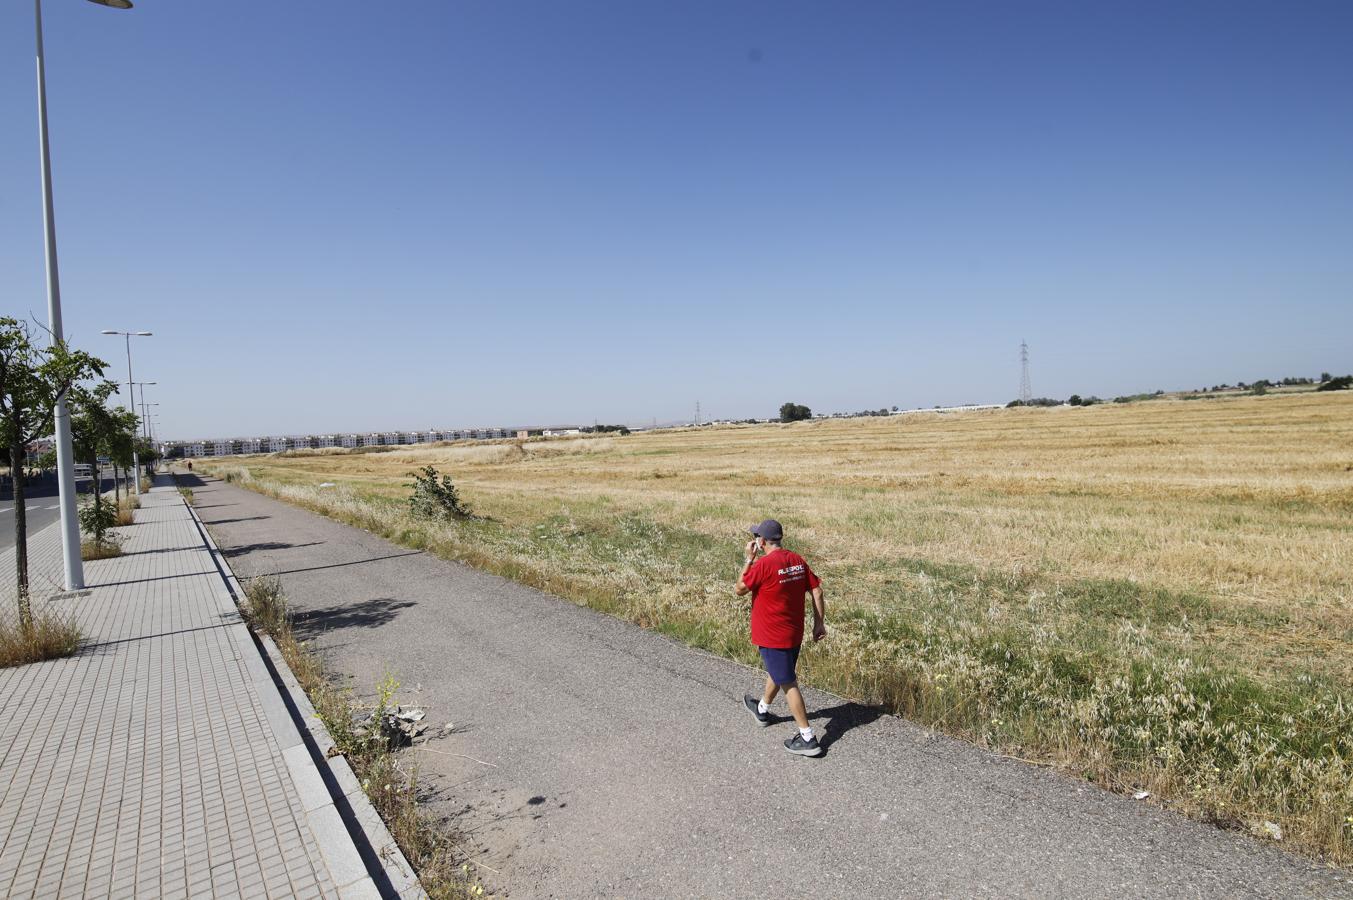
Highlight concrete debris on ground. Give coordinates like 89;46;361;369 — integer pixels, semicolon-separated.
354;705;428;747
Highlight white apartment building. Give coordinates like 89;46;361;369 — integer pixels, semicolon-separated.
362;433;382;447
241;438;263;454
341;434;359;448
268;436;288;453
213;440;234;456
316;435;336;448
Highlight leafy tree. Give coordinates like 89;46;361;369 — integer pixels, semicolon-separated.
1321;372;1332;383
70;381;136;522
0;317;107;628
1317;375;1351;392
1068;394;1083;406
779;402;812;422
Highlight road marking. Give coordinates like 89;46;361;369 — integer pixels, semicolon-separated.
44;505;60;510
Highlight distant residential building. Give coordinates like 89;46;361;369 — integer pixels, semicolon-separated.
340;434;359;448
213;440;233;456
362;433;382;447
240;438;263;454
268;436;287;453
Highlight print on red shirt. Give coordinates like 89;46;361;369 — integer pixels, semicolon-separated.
742;548;821;649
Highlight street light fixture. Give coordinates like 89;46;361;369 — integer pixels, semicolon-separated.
37;0;134;591
101;331;153;495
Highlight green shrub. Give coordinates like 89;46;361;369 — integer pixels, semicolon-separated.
77;498;120;557
407;466;472;521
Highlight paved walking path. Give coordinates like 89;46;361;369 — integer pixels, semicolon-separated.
0;478;391;898
191;473;1352;899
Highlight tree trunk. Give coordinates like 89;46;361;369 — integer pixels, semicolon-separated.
90;450;103;545
11;442;31;631
113;462;120;504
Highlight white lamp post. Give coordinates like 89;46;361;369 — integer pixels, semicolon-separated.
131;381;156;437
128;380;154;488
102;331;152;494
37;0;134;591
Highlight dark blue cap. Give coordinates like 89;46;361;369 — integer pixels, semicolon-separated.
749;519;783;541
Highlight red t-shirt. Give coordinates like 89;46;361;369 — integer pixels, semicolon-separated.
742;548;821;649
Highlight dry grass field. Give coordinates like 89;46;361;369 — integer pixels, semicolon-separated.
199;390;1353;863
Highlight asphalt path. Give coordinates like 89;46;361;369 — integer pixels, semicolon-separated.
186;473;1350;899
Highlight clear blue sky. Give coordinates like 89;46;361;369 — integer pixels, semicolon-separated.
3;1;1350;437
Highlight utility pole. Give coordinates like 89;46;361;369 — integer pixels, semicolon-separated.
695;401;701;426
1019;341;1033;404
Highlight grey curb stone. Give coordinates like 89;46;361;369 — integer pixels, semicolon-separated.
185;494;426;899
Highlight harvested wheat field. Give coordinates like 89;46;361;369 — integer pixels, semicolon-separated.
199;390;1353;863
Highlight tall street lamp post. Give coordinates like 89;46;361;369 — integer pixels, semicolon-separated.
140;402;159;451
102;330;152;494
130;380;155;487
131;381;156;438
37;0;134;591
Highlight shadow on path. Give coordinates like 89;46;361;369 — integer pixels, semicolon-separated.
271;550;423;578
222;540;325;557
293;596;416;637
810;701;886;753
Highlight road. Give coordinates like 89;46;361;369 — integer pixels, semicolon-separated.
185;472;1349;899
1;470;125;552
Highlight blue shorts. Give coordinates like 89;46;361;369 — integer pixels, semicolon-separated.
759;645;801;687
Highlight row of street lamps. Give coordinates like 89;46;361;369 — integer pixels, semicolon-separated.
36;0;139;591
102;330;152;498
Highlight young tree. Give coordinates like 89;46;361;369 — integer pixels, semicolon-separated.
70;381;134;538
0;317;107;628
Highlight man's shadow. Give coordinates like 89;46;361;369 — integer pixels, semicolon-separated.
807;701;885;754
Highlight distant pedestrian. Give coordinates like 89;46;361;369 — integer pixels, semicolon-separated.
735;519;827;757
186;461;193;473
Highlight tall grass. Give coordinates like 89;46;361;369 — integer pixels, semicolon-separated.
202;391;1353;863
0;608;81;668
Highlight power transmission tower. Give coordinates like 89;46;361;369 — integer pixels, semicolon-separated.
695;401;701;426
1019;341;1033;404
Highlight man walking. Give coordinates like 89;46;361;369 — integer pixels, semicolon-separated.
736;519;827;756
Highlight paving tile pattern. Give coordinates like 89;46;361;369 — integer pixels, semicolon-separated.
0;482;339;898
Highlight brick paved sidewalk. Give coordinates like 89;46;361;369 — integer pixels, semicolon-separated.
0;478;388;898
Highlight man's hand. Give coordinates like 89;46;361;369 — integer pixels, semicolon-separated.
744;538;762;562
812;619;827;641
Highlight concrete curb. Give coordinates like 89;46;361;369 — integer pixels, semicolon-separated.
181;485;426;900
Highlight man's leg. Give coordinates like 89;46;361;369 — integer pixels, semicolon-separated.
783;684;810;729
761;675;780;707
